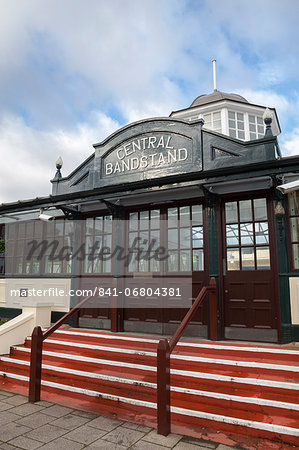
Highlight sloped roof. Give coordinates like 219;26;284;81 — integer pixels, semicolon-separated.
190;90;249;107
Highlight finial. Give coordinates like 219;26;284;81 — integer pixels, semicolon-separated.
54;156;63;180
212;59;217;92
263;108;273;137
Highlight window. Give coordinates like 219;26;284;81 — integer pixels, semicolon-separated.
84;215;113;274
225;198;270;270
167;205;204;272
288;191;299;270
249;115;264;140
203;111;221;133
5;219;73;275
127;205;204;273
228;111;245;140
128;210;160;272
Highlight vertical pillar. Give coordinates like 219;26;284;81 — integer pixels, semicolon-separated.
273;187;292;343
204;189;220;338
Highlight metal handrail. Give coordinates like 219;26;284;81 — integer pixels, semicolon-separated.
28;293;93;403
157;277;218;436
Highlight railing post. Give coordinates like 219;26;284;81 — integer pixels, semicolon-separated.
208;277;218;341
157;338;170;436
29;326;43;403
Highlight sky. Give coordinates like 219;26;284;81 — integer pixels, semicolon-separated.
0;0;299;203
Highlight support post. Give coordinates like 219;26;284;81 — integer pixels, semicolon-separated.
157;338;170;436
208;277;218;341
28;326;43;402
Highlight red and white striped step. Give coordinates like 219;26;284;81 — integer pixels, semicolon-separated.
0;329;299;447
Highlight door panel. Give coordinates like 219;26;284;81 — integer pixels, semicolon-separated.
222;197;278;342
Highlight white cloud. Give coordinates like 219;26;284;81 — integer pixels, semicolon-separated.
281;128;299;157
0;112;119;203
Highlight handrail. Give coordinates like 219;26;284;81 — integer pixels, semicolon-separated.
157;277;218;436
29;293;94;403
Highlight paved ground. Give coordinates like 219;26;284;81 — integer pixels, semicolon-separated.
0;389;237;450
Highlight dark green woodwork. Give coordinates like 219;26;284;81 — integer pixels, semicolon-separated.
273;187;292;343
204;189;221;338
0;307;22;320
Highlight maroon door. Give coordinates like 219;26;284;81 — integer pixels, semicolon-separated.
222;197;278;342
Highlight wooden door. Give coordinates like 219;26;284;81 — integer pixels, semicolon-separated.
222;197;278;342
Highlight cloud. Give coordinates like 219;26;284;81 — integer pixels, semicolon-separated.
0;0;299;203
0;111;119;203
281;128;299;157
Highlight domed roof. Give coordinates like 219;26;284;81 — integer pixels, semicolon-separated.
190;90;249;108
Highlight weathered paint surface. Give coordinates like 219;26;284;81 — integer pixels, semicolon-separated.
0;328;299;447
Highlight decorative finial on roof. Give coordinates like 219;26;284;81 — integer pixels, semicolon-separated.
263;108;273;137
212;59;217;92
54;156;63;180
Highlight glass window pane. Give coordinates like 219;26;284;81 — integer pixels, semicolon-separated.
238;131;245;140
129;212;138;230
139;257;149;272
238;121;244;130
129;255;138;272
140;211;149;230
192;205;202;226
257;116;263;125
229;120;235;128
55;222;64;236
237;113;243;121
256;247;270;269
193;249;204;271
104;216;113;233
249;124;256;132
94;217;103;234
168;229;178;249
180;228;190;249
139;231;148;251
254;198;267;220
203;113;211;121
103;258;111;273
290;218;299;242
227;248;240;270
129;232;138;248
213;120;221;129
180;250;191;271
250;132;256;140
239;200;252;222
292;244;299;269
150;230;160;250
180;206;190;227
229;129;236;138
228;111;235;119
225;202;238;223
150;210;160;229
103;234;112;250
168;251;178;271
192;226;203;248
150;254;160;272
288;192;299;216
241;247;255;270
168;208;178;228
249;115;255;123
85;218;94;235
213;112;221;120
226;224;239;245
255;222;269;244
240;223;254;245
